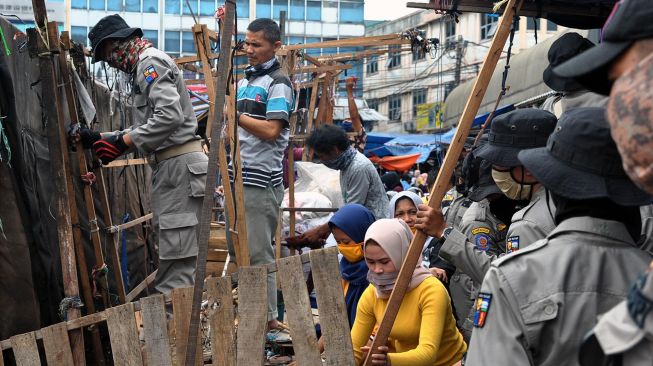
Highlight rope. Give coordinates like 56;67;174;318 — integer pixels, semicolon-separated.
0;25;10;56
81;171;97;185
92;263;109;299
59;296;84;320
500;14;518;95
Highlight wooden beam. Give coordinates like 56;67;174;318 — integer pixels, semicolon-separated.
406;0;610;19
283;34;406;50
107;213;153;234
362;0;523;364
124;270;158;303
185;4;236;364
291;64;352;75
102;158;148;168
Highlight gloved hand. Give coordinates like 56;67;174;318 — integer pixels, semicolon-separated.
93;134;129;165
78;128;102;149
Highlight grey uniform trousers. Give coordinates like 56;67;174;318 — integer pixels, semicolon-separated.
151;151;208;294
227;184;284;321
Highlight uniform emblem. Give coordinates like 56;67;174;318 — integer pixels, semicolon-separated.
143;65;159;84
497;223;506;232
473;293;492;328
507;236;520;253
471;227;491;235
475;234;490;251
255;94;262;102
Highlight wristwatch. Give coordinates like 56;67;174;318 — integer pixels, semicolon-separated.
441;227;453;241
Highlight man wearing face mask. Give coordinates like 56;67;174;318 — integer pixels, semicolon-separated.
290;125;389;246
78;15;207;295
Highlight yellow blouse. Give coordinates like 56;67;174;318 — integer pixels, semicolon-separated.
351;277;466;366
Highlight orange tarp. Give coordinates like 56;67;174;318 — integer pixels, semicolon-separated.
368;153;421;172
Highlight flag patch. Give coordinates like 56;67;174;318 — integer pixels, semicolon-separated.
473;293;492;328
143;64;159;84
507;236;520;253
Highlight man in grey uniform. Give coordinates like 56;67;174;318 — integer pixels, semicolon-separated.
82;15;207;294
464;108;652;365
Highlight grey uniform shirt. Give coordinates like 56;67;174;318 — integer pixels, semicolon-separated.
466;217;652;366
639;204;653;253
128;47;200;153
340;151;389;220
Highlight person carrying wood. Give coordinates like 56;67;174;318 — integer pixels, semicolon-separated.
77;14;207;295
228;18;293;331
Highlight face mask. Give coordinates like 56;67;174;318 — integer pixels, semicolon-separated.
337;242;364;263
322;147;356;171
366;271;398;295
491;169;533;201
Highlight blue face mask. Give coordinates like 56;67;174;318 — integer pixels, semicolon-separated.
322;146;356;171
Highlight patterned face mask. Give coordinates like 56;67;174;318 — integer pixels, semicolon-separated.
105;37;152;73
606;51;653;194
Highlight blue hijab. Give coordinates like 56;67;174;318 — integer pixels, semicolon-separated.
328;203;376;327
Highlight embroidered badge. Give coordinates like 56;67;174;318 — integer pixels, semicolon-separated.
507;236;520;253
255;94;262;102
497;223;507;232
475;234;490;251
143;65;159;84
471;227;491;235
473;293;492;328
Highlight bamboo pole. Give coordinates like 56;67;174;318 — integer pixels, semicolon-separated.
362;1;523;364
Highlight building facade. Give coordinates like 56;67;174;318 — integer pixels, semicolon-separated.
363;9;568;133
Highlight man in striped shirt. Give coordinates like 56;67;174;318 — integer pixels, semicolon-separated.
232;18;292;330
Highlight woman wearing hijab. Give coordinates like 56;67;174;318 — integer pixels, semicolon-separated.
389;192;456;284
351;219;466;366
329;203;377;327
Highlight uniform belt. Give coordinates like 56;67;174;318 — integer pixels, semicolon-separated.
154;140;203;163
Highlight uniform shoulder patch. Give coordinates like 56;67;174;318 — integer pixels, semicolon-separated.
143;64;159;84
506;236;520;253
473;292;492;328
471;227;491;235
497;223;507;232
475;233;491;251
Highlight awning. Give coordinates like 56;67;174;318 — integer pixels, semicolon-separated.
369;153;422;172
365;129;456;163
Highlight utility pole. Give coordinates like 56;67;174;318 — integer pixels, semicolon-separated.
453;35;464;87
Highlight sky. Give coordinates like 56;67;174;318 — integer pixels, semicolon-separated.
365;0;418;21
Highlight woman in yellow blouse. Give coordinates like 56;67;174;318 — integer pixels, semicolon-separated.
351;219;466;366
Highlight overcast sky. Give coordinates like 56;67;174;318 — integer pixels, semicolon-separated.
365;0;419;21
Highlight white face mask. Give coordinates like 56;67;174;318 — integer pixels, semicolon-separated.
491;169;533;201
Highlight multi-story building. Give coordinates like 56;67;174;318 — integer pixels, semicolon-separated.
363;9;569;133
66;0;366;83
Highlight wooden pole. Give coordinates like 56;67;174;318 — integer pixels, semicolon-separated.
27;22;86;366
362;1;522;364
184;2;236;364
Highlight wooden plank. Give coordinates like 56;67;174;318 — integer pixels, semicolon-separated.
310;247;355;366
107;213;154;233
125;270;158;303
140;295;173;366
303;78;320;161
102;158;148;168
42;323;74;366
207;249;229;262
290;64;352;74
106;303;144;366
10;332;40;366
277;256;322;365
236;267;268;366
283;34;404;50
0;347;4;366
206;277;236;366
172;287;202;366
405;0;609;18
362;1;522;364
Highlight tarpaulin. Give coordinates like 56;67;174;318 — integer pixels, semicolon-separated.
369;153;421;172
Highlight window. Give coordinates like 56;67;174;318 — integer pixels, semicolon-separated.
340;1;363;23
256;0;271;18
164;31;181;54
236;0;249;17
125;0;140;12
445;19;456;43
183;0;198;15
388;44;401;69
143;0;157;12
367;99;378;111
200;0;215;16
306;36;320;56
412;89;427;117
71;26;87;46
322;1;337;22
143;29;158;48
322;37;337;55
289;0;304;20
165;0;180;14
366;55;378;75
388;95;401;121
273;0;288;20
107;0;121;11
547;20;558;32
72;0;87;9
480;14;498;40
307;1;321;21
182;31;196;54
412;47;425;62
527;17;538;30
89;0;104;10
288;36;303;45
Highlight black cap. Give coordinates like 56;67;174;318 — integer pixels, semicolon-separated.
468;159;502;202
474;109;557;167
553;0;653;95
543;33;595;92
88;14;143;63
518;107;652;206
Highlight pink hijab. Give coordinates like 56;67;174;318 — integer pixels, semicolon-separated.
364;219;432;299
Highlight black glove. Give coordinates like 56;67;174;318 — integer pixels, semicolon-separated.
93;135;129;165
79;128;102;149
